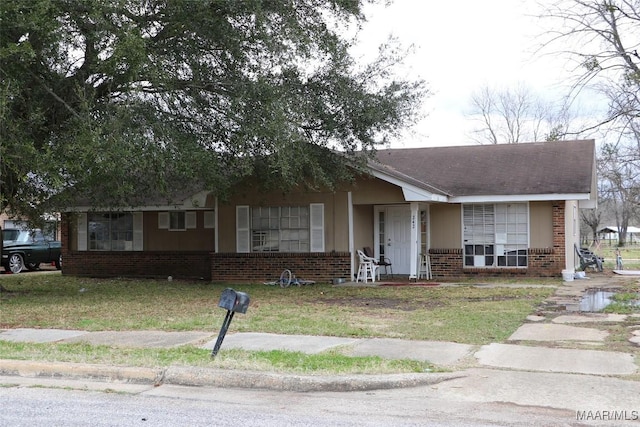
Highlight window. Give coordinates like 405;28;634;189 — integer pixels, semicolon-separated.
170;212;185;230
236;204;324;253
463;203;528;267
420;209;429;255
378;211;386;260
88;212;134;251
158;211;197;230
251;206;309;252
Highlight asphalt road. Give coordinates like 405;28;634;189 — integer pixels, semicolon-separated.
0;375;611;427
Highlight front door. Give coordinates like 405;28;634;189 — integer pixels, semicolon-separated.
385;206;412;275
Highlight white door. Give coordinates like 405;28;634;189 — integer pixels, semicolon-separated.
385;206;412;275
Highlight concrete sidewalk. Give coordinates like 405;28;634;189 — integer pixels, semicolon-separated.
1;273;639;391
0;324;637;386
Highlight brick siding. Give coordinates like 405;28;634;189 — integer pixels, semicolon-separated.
62;250;212;280
210;252;351;283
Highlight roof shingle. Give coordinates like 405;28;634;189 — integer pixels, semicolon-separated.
373;140;595;197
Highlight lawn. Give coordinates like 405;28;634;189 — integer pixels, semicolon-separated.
0;273;556;374
593;244;640;269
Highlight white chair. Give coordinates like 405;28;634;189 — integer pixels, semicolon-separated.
364;246;392;278
356;249;378;282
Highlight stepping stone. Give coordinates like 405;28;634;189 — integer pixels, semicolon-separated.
552;314;627;324
508;323;608;342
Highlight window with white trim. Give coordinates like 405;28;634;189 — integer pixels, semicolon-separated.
251;206;309;252
463;203;529;267
236;204;324;253
170;212;186;230
88;212;134;251
158;211;197;231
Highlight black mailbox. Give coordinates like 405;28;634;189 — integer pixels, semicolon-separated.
212;288;250;357
218;288;250;314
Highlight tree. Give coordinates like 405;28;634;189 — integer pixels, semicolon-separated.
541;0;640;131
540;1;640;245
466;83;574;144
581;206;603;245
598;142;640;246
0;0;426;219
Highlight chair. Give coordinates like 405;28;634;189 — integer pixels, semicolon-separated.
356;249;378;282
364;247;393;278
574;244;603;272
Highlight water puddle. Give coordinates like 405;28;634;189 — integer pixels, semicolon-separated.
579;289;640;312
579;290;616;312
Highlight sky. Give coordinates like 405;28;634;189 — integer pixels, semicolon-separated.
355;0;595;148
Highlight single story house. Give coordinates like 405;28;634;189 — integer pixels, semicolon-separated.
60;139;597;281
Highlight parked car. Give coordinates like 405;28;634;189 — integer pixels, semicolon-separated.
2;228;62;274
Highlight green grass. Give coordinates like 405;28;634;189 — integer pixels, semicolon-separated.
602;292;640;314
594;245;640;269
0;274;556;373
0;340;432;374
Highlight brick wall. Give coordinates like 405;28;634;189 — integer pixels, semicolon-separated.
211;252;351;283
62;250;212;280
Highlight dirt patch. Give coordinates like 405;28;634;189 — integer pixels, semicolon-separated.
462;295;536;302
378;283;440;287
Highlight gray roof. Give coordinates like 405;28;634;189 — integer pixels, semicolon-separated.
372;140;596;197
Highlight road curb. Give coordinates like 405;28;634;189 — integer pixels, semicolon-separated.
163;365;465;392
0;359;163;385
0;359;464;392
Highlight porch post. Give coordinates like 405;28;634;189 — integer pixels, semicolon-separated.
563;200;577;272
348;191;354;280
409;202;419;279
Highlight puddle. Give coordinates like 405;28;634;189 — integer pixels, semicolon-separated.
579;290;616;312
579;289;640;312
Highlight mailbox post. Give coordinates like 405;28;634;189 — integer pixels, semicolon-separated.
211;288;250;357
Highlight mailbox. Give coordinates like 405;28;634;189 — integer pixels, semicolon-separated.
218;288;250;314
212;288;250;357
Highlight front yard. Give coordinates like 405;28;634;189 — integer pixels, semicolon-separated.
0;274;559;374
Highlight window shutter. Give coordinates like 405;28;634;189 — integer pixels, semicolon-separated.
77;213;87;251
133;212;143;251
186;211;197;229
158;212;169;229
310;203;324;252
204;211;215;229
236;206;250;253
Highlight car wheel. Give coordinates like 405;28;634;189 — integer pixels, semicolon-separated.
8;253;25;274
27;262;40;271
55;254;62;270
